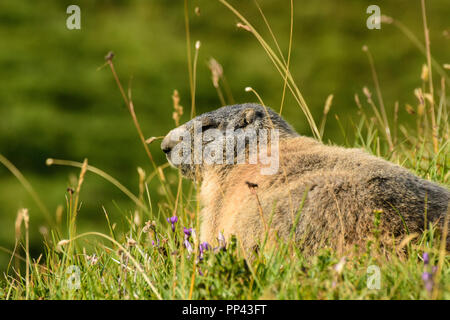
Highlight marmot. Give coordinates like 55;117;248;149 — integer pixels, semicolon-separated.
161;103;450;254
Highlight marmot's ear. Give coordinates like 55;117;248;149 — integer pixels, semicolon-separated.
241;108;256;126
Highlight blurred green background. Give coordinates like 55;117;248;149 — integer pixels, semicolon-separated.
0;0;449;269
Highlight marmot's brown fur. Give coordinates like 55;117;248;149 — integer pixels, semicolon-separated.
161;104;450;254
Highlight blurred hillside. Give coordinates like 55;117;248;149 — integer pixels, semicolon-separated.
0;0;449;268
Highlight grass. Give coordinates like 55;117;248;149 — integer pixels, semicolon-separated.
0;1;449;300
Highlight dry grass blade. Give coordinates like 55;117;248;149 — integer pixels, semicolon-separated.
381;15;449;85
420;0;438;154
362;45;393;151
0;154;52;225
46;158;147;211
104;53;174;205
320;94;334;138
218;0;321;140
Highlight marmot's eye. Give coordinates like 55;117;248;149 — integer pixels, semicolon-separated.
202;124;215;132
255;111;264;118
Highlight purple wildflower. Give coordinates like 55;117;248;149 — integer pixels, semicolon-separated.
217;232;226;250
166;216;178;232
423;252;429;265
422;272;432;282
421;254;437;294
151;236;160;247
422;271;434;293
333;257;347;274
200;242;210;252
184;227;193;241
184;239;193;256
199;242;210;260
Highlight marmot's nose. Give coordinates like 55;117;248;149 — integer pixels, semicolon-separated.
161;129;183;154
161;135;175;154
161;126;187;154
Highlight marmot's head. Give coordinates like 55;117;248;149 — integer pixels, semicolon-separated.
161;103;298;179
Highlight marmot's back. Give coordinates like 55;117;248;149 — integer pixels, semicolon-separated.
161;104;449;253
208;137;449;253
